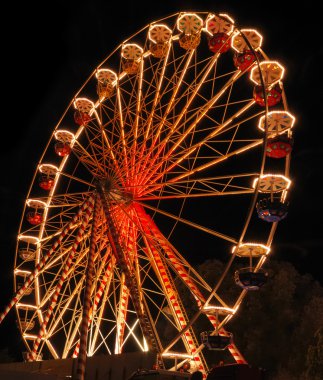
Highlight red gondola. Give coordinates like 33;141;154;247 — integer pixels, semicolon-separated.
208;32;231;54
39;175;55;191
55;141;72;157
74;110;91;126
266;135;293;158
26;212;43;225
253;83;282;107
233;50;261;72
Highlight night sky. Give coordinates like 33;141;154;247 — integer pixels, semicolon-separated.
0;0;322;357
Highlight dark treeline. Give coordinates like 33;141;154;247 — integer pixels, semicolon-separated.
179;258;323;380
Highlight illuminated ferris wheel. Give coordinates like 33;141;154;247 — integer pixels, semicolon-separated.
2;11;295;377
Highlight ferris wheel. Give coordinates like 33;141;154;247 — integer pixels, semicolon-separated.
1;11;295;377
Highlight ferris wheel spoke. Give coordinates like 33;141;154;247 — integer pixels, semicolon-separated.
137;49;220;179
143;43;172;141
151;48;196;147
114;213;138;353
141;288;177;330
37;221;93;279
137;217;207;370
139;172;257;200
135;49;196;183
45;339;60;359
71;138;107;177
137;70;245;187
172;140;262;185
137;172;258;190
114;274;130;354
33;269;85;358
139;190;254;201
101;128;125;183
63;246;111;358
98;188;164;353
74;192;106;375
155;240;228;304
46;277;85;352
137;200;238;244
138;208;204;305
57;173;94;194
28;200;94;361
139;231;191;327
85;256;116;357
140;99;256;191
120;209;189;352
39;242;93;336
119;57;146;185
92;107;121;178
20;239;91;325
2;196;94;326
42;192;93;208
116;222;138;344
36;258;87;357
73;132;125;183
115;86;130;172
45;237;111;357
162;52;221;134
110;172;257;202
132;59;144;143
136;205;229;308
121;319;147;352
168;105;263;163
81;126;107;175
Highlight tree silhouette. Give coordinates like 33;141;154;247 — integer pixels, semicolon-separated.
178;258;323;379
304;326;323;379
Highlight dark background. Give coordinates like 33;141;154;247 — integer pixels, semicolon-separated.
0;0;322;357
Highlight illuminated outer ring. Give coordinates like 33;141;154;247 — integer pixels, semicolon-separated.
11;10;293;376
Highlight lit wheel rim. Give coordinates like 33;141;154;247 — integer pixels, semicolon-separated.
13;11;294;374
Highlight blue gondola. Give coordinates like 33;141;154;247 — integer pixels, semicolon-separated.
234;268;268;290
256;198;288;222
200;331;233;350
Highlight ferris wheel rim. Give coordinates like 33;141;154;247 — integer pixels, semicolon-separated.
11;11;293;373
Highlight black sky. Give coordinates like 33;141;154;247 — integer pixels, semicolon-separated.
1;0;322;355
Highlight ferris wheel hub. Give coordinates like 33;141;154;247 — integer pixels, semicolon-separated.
97;178;133;204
